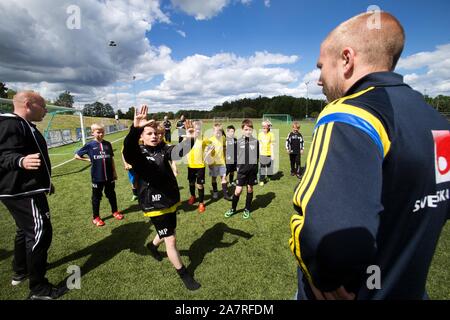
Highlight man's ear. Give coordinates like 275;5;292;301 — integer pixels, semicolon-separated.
341;47;355;78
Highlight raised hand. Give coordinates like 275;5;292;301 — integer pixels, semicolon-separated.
134;105;155;128
184;119;195;137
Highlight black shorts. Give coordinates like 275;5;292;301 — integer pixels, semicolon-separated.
150;211;177;238
226;164;237;175
188;167;206;184
236;171;258;187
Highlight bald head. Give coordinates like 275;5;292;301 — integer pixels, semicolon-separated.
12;91;47;122
323;11;405;71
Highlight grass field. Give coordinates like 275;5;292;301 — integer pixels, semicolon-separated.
0;120;449;300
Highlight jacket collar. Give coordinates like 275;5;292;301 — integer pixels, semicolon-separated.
345;71;409;96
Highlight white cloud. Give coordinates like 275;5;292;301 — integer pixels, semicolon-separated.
170;0;252;20
0;0;170;90
176;30;187;38
135;51;304;112
264;0;271;8
171;0;229;20
397;43;450;96
0;0;324;112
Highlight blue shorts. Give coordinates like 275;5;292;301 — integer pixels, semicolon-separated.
128;169;136;185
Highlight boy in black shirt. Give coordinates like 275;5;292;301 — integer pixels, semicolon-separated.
285;122;304;177
123;106;200;291
224;119;258;219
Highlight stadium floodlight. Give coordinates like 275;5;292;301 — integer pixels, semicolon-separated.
305;81;310;118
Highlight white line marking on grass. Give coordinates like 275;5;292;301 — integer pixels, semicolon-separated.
51;136;126;169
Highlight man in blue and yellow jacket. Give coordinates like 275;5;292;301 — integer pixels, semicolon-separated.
290;12;450;300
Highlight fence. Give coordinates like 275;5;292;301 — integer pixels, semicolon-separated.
46;123;128;148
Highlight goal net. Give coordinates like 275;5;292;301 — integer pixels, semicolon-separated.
262;114;292;124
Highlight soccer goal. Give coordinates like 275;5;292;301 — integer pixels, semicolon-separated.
0;97;87;147
262;114;292;124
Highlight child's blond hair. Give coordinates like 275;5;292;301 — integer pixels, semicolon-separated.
91;123;105;131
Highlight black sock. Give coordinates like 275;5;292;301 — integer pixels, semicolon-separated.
146;242;162;261
212;182;218;192
229;173;234;184
132;188;138;196
198;188;204;203
232;194;240;211
177;265;201;291
245;192;253;211
222;183;228;196
189;184;196;197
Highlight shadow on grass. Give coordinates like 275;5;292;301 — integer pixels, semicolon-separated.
233;191;276;214
179;222;253;276
47;221;152;277
269;171;284;181
0;248;13;262
251;192;276;211
52;163;91;178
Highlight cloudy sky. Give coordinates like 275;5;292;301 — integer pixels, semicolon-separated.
1;0;449;112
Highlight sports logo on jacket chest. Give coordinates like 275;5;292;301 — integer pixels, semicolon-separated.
152;194;162;202
432;130;450;184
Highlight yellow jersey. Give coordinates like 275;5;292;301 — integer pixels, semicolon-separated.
207;135;226;166
258;131;274;156
187;137;211;168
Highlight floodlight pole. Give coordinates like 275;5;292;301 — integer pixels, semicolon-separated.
79;111;86;145
305;81;310;118
109;40;120;111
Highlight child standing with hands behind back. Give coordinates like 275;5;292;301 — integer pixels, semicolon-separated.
75;123;124;227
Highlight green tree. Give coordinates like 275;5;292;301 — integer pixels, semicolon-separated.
124;106;136;120
55;90;74;108
6;88;16;99
82;101;114;117
0;83;8;98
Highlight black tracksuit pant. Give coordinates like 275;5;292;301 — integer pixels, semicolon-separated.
289;153;301;174
92;181;118;218
2;193;52;294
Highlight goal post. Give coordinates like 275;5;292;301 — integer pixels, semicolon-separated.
262;114;292;124
0;97;85;146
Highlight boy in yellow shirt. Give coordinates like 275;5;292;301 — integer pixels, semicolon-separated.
186;120;211;213
207;123;232;200
258;120;275;186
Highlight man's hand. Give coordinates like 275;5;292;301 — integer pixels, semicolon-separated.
310;282;356;300
134;105;154;128
301;149;304;155
21;153;41;170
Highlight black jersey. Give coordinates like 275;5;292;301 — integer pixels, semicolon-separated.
163;120;171;131
225;137;237;165
123;126;193;216
286;132;304;154
236;136;259;174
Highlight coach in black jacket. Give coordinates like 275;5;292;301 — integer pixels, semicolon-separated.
0;91;66;300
